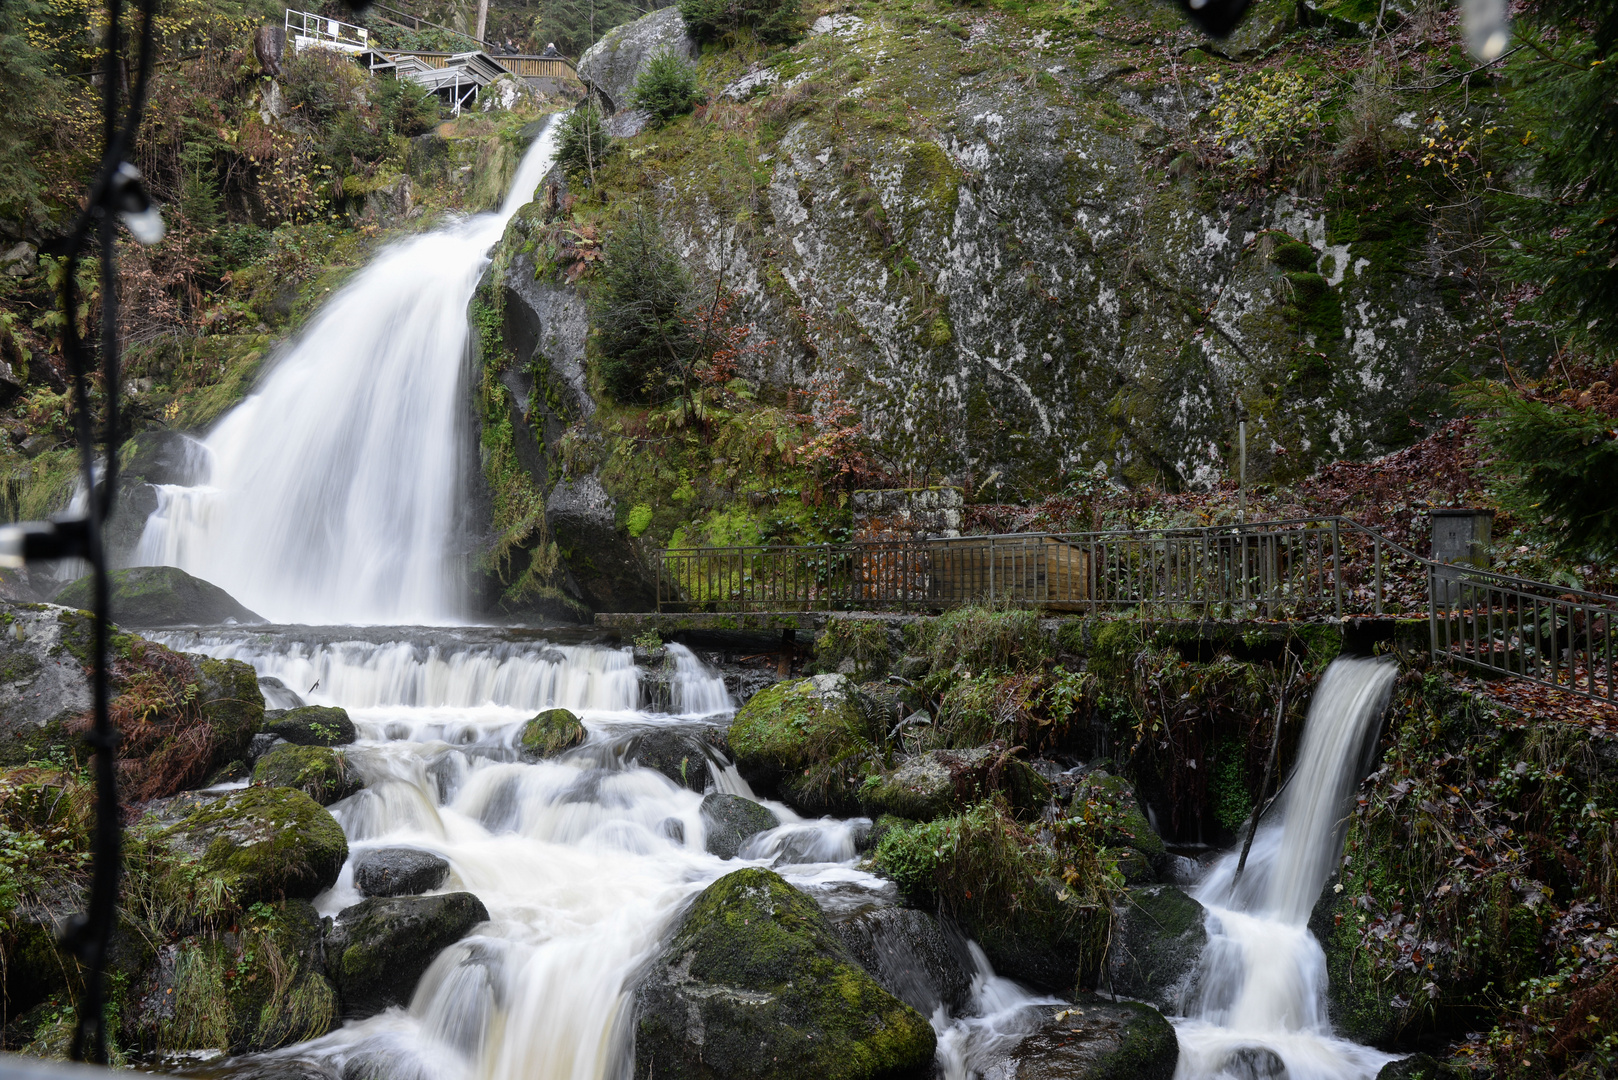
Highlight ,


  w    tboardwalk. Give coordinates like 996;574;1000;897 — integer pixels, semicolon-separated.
640;515;1618;705
285;8;583;113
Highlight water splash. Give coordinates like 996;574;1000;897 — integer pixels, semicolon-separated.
134;121;562;626
181;632;1064;1080
151;630;729;716
184;636;881;1077
1174;657;1400;1080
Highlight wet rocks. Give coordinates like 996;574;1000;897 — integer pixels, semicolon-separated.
1074;772;1167;884
985;998;1178;1080
870;804;1106;993
1375;1053;1468;1080
1104;885;1208;1012
859;748;1049;821
326;892;490;1019
54;564;263;627
0;871;151;1037
544;472;659;613
831;906;975;1016
258;675;307;710
353;848;452;898
0;604;97;761
0;604;263;796
700;792;779;858
267;706;357;747
153;786;348;903
1308;871;1404;1045
253;744;363;806
518;707;587;758
728;674;878;816
221;1063;340;1080
1213;1046;1288;1080
121;899;336;1055
626;727;712;791
634;867;936;1079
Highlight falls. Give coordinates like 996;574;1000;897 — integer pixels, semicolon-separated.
175;632;1051;1080
133;121;562;626
1173;657;1400;1080
152;628;684;715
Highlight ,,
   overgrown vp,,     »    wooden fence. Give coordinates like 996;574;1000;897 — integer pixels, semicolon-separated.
654;517;1617;705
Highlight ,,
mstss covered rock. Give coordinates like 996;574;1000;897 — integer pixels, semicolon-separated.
699;792;779;858
728;674;878;816
988;997;1178;1080
1073;771;1168;885
576;6;697;113
54;564;263;628
150;786;348;904
121;899;336;1055
859;747;1049;821
634;867;936;1080
518;707;587;758
252;744;363;806
353;848;452;898
1105;885;1208;1012
266;705;357;747
326;892;489;1019
0;605;262;796
625;726;713;791
831;906;975;1017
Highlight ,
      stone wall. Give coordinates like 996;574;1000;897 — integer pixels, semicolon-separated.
852;487;964;540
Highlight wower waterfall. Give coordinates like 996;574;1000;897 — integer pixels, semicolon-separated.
1172;657;1402;1080
116;112;1411;1080
157;627;1058;1080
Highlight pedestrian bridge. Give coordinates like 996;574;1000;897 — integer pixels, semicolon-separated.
650;516;1616;705
285;8;583;113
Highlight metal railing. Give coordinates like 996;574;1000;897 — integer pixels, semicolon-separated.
1431;563;1614;702
372;50;578;78
655;516;1617;704
286;8;372;51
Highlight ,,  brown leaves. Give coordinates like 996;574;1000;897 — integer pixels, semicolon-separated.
65;639;217;804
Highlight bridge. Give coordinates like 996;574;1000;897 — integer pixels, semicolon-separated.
650;516;1617;705
284;9;582;113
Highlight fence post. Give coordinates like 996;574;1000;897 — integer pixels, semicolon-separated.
1090;539;1098;616
1331;520;1343;620
988;536;996;604
1428;564;1439;657
656;552;663;613
1374;536;1382;617
1240;528;1250;613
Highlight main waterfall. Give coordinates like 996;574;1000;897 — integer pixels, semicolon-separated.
1173;657;1401;1080
134;122;561;626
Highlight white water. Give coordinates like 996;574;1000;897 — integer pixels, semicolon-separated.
1173;657;1401;1080
133;121;562;626
165;631;1053;1080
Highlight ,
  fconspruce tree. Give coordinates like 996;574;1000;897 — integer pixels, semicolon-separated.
1466;383;1618;564
556;103;616;187
1500;0;1618;357
525;0;648;59
1470;1;1618;563
678;0;804;46
588;210;696;403
631;49;700;127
